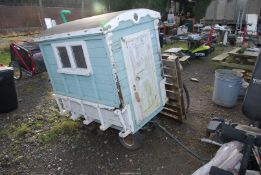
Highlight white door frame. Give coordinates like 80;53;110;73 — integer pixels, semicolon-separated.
121;29;160;124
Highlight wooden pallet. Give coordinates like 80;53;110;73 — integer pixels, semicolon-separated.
160;55;186;122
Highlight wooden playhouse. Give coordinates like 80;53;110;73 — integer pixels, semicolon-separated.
35;9;167;147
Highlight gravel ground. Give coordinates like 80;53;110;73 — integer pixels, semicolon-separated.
0;46;248;175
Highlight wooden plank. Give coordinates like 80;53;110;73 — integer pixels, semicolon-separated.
166;90;180;100
161;55;178;60
163;107;181;115
179;56;190;62
160;111;182;121
165;83;179;91
164;48;182;54
228;48;259;58
214;62;254;71
211;52;229;62
162;54;171;60
162;59;176;67
164;103;181;111
165;76;178;84
163;66;176;75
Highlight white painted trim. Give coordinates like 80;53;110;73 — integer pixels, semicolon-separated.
104;9;160;32
51;41;93;76
125;104;134;132
121;29;161;124
160;78;167;105
54;94;134;137
34;9;160;42
154;19;162;59
34;27;103;42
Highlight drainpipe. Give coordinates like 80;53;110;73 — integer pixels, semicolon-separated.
60;10;72;23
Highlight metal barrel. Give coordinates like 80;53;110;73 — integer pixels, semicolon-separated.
212;69;242;108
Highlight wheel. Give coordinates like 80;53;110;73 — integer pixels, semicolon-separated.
119;132;143;150
9;61;22;80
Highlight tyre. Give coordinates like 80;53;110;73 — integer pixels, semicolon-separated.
9;61;22;80
119;131;143;150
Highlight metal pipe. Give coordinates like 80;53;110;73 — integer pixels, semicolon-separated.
60;10;72;23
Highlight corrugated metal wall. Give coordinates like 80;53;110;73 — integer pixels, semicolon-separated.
205;0;261;24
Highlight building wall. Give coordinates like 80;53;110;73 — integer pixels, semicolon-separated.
39;35;120;108
205;0;261;24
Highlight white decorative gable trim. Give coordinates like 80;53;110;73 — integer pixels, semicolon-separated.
103;9;160;32
34;9;160;42
34;27;103;42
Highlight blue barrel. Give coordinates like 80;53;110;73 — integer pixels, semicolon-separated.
212;69;242;108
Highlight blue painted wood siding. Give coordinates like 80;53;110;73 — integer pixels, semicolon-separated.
110;16;163;131
39;35;120;107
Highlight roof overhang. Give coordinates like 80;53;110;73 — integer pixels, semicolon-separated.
35;9;160;42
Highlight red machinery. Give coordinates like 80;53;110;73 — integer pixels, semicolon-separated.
9;41;46;80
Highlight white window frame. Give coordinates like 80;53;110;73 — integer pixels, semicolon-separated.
52;41;93;76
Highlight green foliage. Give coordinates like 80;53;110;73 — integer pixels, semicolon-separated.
0;45;10;65
192;0;211;21
31;121;44;129
38;119;79;144
0;130;8;139
56;119;79;134
38;130;57;143
14;124;31;137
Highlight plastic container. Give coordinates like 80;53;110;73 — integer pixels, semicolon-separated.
212;69;242;108
0;67;18;113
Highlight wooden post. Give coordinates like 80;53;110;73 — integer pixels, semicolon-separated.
81;0;85;18
39;0;44;28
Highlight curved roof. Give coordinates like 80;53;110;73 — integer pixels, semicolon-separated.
36;9;160;42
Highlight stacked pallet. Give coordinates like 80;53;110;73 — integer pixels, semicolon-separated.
160;55;186;122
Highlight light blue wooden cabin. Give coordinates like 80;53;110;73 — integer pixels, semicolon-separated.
35;9;166;138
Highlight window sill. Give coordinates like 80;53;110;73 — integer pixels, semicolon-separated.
57;68;92;76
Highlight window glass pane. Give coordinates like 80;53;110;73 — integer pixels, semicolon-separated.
57;47;71;68
71;45;87;68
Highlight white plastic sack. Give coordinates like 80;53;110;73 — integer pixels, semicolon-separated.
192;141;244;175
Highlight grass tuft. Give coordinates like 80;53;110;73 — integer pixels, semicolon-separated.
0;44;10;65
14;123;31;137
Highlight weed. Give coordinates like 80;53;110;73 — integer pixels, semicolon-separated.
0;51;10;65
14;123;31;137
35;114;45;120
0;130;8;139
38;119;79;144
31;120;44;129
38;130;57;143
55;119;79;134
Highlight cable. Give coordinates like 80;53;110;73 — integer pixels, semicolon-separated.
151;121;209;163
183;83;190;113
